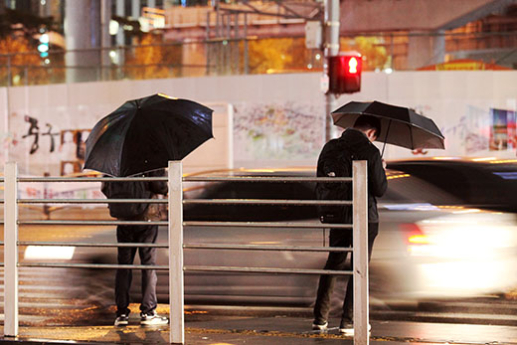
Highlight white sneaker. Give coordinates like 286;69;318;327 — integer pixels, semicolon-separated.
140;313;169;325
114;314;129;326
312;320;328;331
339;322;371;335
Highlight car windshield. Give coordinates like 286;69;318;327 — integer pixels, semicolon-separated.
184;174;318;222
380;170;461;206
387;160;517;212
183;160;517;221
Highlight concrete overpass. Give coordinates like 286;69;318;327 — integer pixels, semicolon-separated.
340;0;516;32
164;0;517;69
165;0;515;36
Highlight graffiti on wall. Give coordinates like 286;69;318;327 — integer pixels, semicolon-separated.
490;108;516;151
16;113;91;175
59;129;90;175
233;102;324;162
438;105;487;155
22;115;59;154
233;102;517;161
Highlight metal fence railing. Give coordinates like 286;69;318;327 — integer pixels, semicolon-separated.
2;160;370;345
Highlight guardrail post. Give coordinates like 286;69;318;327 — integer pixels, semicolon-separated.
168;161;184;344
4;162;19;336
353;160;368;345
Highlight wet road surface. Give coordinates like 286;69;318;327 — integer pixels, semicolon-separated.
0;316;516;344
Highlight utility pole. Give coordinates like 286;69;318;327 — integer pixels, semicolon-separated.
323;0;340;141
101;0;111;81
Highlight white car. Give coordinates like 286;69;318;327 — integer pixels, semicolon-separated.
26;158;517;307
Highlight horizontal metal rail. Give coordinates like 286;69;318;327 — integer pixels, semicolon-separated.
19;263;169;270
184;221;352;229
16;177;167;182
184;176;351;183
184;243;352;252
184;265;352;276
17;263;352;276
14;176;350;183
14;241;351;252
18;198;166;204
18;241;168;248
19;220;167;226
17;198;350;206
18;220;352;228
183;199;351;205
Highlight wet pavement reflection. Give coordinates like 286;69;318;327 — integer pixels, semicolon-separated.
1;316;516;344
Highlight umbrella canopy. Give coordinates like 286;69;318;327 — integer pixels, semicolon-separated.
331;101;445;150
84;93;213;177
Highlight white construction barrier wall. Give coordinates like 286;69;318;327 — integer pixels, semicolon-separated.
1;70;517;176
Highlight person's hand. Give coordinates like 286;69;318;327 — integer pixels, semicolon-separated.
382;159;387;169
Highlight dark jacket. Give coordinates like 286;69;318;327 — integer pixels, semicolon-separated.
319;128;387;223
145;169;168;221
147;169;168;196
101;169;168;221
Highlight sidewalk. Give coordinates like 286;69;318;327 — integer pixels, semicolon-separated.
0;317;516;344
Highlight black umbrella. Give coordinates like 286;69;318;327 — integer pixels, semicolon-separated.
331;101;445;155
84;93;213;177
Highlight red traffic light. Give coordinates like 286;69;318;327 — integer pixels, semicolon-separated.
346;56;360;74
328;53;362;94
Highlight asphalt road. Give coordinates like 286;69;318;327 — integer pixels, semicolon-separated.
1;206;516;328
2;264;516;328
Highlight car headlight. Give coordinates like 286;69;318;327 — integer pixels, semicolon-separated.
24;246;75;260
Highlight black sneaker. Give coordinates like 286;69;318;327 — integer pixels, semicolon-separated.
140;312;169;325
114;314;129;326
339;321;371;335
311;319;328;331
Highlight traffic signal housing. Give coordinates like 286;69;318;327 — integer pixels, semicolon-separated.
328;52;362;94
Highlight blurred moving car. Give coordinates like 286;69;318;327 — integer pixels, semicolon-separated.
374;158;517;302
23;158;517;307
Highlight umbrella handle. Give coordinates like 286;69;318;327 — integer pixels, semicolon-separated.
381;119;392;157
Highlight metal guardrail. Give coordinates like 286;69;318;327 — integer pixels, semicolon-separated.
1;160;370;345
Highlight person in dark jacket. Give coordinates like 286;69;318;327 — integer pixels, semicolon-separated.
312;115;388;335
103;169;169;327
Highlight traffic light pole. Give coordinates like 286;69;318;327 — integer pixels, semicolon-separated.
323;0;340;141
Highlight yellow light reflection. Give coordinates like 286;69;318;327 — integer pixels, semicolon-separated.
489;159;517;164
437;205;465;210
452;208;481;214
387;173;410;180
472;157;497;162
158;93;177;100
408;234;430;244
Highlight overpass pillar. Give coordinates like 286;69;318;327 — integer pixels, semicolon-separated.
407;30;445;69
64;0;102;83
324;0;340;141
182;42;207;77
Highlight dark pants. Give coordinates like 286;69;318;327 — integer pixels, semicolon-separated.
313;222;378;323
115;224;158;317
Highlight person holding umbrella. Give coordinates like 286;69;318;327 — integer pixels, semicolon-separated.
102;169;169;326
85;94;214;327
312;115;387;335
